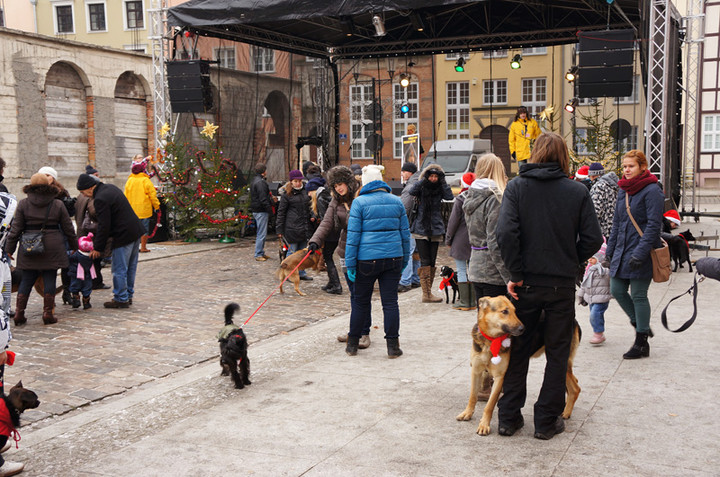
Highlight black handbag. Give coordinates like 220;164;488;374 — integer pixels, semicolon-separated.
20;204;51;256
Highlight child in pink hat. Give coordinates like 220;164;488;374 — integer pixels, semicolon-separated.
67;234;97;309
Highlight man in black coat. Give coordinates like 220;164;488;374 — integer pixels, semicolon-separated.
249;163;274;262
77;174;145;308
495;133;603;441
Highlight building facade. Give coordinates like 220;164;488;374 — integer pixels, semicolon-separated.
699;0;720;187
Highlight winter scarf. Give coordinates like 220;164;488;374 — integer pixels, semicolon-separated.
618;170;658;195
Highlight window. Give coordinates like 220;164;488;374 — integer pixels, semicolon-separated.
445;52;470;60
0;7;5;27
394;83;419;158
702;115;720;152
614;75;640;104
87;2;106;32
521;46;547;55
125;1;144;29
615;126;639;152
252;47;275;73
483;50;508;59
446;82;470;140
215;47;236;69
578;97;598;106
55;4;74;34
575;128;596;155
483;79;507;105
521;78;546;117
350;84;374;159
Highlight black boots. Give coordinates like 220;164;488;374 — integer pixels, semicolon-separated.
71;293;81;309
346;336;359;356
386;338;403;358
82;296;92;310
323;265;342;295
623;332;650;359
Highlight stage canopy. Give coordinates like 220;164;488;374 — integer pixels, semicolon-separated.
167;0;644;60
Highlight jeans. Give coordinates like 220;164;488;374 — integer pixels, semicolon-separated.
349;257;403;339
610;277;651;333
454;258;469;283
140;217;151;234
589;302;609;333
253;212;269;258
497;285;575;432
288;240;308;277
344;270;370;336
399;237;420;286
111;238;141;303
18;269;57;295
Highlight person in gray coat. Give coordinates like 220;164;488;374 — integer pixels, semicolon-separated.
5;173;77;325
398;162;420;292
445;172;476;310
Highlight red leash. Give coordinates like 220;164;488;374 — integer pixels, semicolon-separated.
147;210;162;239
242;249;316;326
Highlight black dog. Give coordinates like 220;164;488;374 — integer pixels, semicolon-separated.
666;229;696;272
217;303;251;389
439;265;459;304
0;381;40;451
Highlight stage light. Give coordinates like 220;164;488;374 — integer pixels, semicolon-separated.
399;73;410;88
341;18;354;37
372;14;386;37
454;57;465;72
510;54;522;69
565;66;579;82
564;98;579;113
400;102;410;115
410;11;425;32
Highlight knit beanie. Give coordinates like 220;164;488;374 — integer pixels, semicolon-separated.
664;209;681;226
86;164;99;175
289;169;304;181
588;162;604;176
575;165;589;180
131;160;147;174
361;165;385;185
38;166;58;180
401;162;418;174
77;173;99;191
78;233;95;252
350;164;363;176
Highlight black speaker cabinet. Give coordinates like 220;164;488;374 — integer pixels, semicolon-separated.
166;60;213;113
577;29;635;98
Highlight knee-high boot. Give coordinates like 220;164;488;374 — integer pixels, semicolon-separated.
14;294;29;326
42;293;57;325
324;262;342;295
453;282;476;311
418;266;442;303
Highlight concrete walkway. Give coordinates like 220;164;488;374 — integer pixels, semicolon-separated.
10;244;720;476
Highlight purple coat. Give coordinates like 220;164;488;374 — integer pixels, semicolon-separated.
445;191;471;261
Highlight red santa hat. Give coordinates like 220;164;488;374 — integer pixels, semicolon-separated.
575;165;589;180
664;209;681;226
461;172;476;189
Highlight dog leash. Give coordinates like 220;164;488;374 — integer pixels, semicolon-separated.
147;210;162;239
661;272;705;332
242;249;315;327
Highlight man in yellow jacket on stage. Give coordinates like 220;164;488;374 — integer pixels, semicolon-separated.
508;106;541;166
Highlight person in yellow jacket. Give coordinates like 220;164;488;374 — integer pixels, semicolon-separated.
124;156;160;253
508;106;541;165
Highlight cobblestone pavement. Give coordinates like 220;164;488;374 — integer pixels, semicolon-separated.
8;237;380;426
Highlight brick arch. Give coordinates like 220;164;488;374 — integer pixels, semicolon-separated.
261;90;290;174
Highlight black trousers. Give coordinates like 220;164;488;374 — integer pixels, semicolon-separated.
472;282;507;301
415;239;439;267
497;285;575;432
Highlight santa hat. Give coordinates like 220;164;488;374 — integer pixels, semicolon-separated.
664;209;681;226
131;158;148;174
575;165;589;180
78;233;95;253
461;172;476;190
361;165;385;185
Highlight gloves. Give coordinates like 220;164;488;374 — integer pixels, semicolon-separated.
308;242;319;252
628;256;643;271
577;296;588;307
347;269;356;282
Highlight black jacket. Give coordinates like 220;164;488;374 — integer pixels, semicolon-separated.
249;174;273;214
92;182;145;251
276;185;312;244
496;162;603;288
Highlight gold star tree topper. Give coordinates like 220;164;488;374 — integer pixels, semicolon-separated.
159;122;171;138
201;121;219;139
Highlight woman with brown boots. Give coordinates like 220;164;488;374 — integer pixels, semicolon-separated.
5;173;77;325
407;164;454;303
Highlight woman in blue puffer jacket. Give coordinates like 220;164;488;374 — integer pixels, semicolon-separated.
606;150;664;360
344;165;410;359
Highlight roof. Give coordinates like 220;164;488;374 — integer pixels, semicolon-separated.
167;0;644;59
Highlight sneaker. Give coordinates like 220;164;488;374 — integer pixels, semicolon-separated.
103;299;129;309
590;332;606;345
398;284;412;293
337;334;348;343
255;256;268;262
299;275;313;281
0;460;24;476
261;254;270;259
358;335;371;349
498;415;524;436
534;417;565;440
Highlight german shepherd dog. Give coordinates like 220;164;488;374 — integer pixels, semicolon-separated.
456;296;581;436
276;248;322;296
218;303;251;389
668;229;696;272
439;265;459;304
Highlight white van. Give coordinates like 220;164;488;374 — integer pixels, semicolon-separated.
420;139;492;192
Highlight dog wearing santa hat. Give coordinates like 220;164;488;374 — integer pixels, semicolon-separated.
661;210;696;272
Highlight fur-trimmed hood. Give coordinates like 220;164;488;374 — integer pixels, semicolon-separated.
326;165;359;203
22;183;58;208
419;163;446;181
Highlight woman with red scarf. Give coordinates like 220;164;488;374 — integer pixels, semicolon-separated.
606;150;664;359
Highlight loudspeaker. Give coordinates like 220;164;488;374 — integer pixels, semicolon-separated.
166;60;213;113
577;29;634;98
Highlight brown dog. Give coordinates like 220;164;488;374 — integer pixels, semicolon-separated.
276;248;321;296
456;296;581;436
